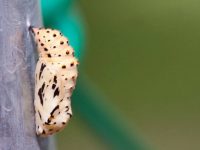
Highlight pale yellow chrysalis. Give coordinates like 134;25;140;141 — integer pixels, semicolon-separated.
31;27;78;136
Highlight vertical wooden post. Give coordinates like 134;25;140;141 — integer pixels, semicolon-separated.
0;0;55;149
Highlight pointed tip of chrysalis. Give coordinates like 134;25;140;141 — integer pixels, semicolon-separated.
29;26;34;33
29;26;41;35
29;26;38;36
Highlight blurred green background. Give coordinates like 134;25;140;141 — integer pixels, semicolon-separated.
42;0;200;150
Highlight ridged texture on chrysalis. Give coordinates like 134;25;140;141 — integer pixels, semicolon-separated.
31;27;78;136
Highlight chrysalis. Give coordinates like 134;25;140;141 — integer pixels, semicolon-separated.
30;27;78;136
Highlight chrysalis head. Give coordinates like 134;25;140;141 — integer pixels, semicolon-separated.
30;27;73;58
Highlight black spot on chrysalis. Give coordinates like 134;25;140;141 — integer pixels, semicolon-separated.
47;118;51;124
65;106;69;111
67;113;72;118
70;62;74;67
45;122;50;125
38;82;45;105
42;130;46;134
39;63;46;79
72;76;75;80
50;105;59;116
53;76;57;84
53;87;60;97
52;84;56;89
47;54;51;58
38;111;42;120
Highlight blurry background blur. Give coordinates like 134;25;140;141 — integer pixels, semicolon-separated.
42;0;200;150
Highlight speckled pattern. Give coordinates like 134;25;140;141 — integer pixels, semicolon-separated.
31;28;78;136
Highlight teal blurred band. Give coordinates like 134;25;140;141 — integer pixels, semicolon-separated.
41;0;72;22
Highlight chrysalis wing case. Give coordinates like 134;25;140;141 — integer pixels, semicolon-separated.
31;27;78;136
